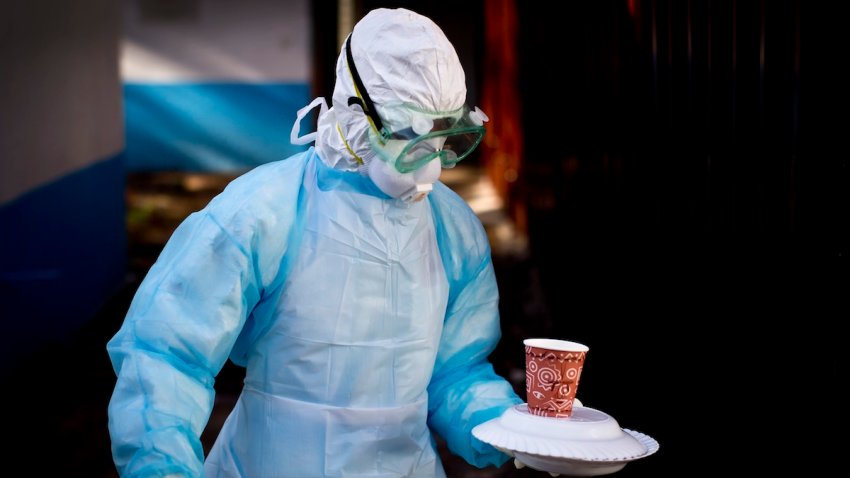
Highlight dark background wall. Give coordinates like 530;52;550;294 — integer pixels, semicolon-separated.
516;1;842;476
517;1;841;476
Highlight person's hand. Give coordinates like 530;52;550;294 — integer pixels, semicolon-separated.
496;445;554;474
495;447;544;474
513;457;561;476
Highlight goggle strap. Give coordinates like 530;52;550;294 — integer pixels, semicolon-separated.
344;34;388;139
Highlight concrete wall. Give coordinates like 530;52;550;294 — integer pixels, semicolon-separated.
0;0;125;365
1;1;123;204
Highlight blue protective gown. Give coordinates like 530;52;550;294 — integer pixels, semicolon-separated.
107;148;522;477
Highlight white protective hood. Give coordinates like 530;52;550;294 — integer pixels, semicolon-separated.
295;8;467;173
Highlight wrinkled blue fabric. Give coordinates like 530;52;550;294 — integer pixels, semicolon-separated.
107;148;521;477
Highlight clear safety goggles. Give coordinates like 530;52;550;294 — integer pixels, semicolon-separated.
368;103;488;173
344;33;488;173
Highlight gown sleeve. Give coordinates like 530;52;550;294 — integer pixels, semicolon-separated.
426;183;523;468
107;210;260;477
107;152;310;477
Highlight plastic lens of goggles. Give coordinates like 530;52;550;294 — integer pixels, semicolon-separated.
394;129;483;173
369;104;486;173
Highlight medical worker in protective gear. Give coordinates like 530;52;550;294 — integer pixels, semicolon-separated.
108;8;522;478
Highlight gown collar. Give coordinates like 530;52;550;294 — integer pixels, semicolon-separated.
312;147;391;199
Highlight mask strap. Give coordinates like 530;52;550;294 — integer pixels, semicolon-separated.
290;97;328;145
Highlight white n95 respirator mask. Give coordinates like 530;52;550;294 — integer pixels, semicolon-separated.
366;154;442;203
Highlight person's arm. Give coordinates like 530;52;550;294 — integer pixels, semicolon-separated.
106;154;308;477
107;210;261;477
426;186;523;468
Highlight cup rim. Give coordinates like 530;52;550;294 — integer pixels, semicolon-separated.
524;338;589;352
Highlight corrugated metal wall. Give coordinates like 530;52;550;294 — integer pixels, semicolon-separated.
517;2;839;476
521;0;814;237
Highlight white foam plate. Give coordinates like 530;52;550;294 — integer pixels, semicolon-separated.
472;404;659;476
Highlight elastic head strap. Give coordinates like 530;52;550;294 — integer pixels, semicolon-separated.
344;34;389;141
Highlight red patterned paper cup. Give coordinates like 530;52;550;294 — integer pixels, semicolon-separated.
524;339;589;418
